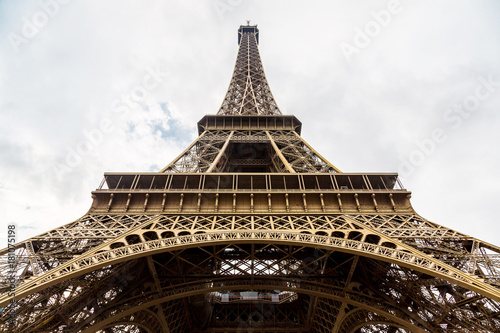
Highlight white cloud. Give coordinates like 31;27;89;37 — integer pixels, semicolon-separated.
0;0;499;246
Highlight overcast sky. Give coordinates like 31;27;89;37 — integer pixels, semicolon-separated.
0;0;499;247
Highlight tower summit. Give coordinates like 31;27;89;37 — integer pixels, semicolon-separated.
161;24;340;174
1;24;499;333
219;24;279;116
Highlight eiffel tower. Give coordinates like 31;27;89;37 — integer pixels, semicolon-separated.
1;24;500;333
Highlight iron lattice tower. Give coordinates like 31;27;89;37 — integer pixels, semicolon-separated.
1;24;500;333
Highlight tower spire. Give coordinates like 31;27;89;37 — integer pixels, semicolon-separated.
217;24;282;116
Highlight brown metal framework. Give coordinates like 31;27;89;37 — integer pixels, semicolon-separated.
1;24;499;333
217;25;281;116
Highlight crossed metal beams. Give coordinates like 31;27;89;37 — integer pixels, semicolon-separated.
2;212;499;332
76;277;426;333
161;130;338;173
9;242;497;332
217;28;281;116
2;212;500;332
8;231;499;303
45;242;430;332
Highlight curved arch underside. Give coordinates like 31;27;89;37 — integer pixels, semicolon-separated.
6;221;500;306
3;239;499;332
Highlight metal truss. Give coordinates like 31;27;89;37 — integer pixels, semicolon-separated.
162;130;339;173
1;24;499;332
2;212;499;332
217;25;281;116
269;131;338;173
161;131;231;173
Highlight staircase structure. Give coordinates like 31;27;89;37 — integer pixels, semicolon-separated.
1;24;499;333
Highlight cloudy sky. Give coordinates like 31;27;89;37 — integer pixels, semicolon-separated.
0;0;499;246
